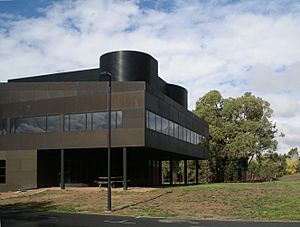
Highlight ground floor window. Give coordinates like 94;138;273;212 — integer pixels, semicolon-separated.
0;160;6;184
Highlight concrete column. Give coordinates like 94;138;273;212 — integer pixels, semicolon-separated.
196;160;199;184
123;147;127;190
184;160;188;185
60;149;65;190
169;159;173;186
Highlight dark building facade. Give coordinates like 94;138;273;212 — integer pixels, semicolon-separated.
0;51;209;191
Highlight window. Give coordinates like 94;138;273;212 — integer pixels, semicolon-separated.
0;160;6;184
148;111;156;131
69;113;86;131
93;112;108;130
47;115;61;132
11;116;46;134
116;111;122;128
161;117;168;135
168;121;174;137
174;123;179;139
87;113;92;131
0;118;7;135
155;115;162;132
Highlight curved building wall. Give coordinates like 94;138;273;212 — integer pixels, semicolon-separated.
100;51;158;83
166;84;188;109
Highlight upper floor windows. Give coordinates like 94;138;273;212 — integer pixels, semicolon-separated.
146;110;207;146
8;110;123;134
64;111;122;132
10;115;60;134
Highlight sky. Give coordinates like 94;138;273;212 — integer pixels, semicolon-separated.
0;0;299;154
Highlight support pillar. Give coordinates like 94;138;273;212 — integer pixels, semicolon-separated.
184;160;188;185
60;149;65;190
169;159;173;186
196;159;199;184
123;147;127;190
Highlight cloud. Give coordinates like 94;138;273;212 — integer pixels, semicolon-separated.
0;0;299;153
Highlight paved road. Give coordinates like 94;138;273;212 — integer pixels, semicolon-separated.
0;209;299;227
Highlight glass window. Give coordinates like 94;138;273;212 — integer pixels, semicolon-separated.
93;112;108;130
64;115;70;131
179;125;183;141
116;111;122;128
183;128;187;142
0;118;7;135
87;113;92;131
186;129;191;143
47;115;61;132
148;111;156;131
174;123;179;139
0;160;5;184
155;115;162;132
12;116;46;134
69;113;86;131
168;121;174;137
161;117;168;135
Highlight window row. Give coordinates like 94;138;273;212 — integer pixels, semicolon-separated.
146;110;207;145
9;111;122;134
10;115;61;134
64;111;122;132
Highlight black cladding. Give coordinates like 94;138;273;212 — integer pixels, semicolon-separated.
100;51;158;83
100;50;188;108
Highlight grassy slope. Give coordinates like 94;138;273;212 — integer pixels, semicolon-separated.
1;174;299;221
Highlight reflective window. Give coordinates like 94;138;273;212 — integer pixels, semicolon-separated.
0;118;7;135
93;112;108;130
155;115;162;132
69;113;86;131
87;113;92;131
11;116;46;134
116;111;122;128
168;121;174;137
47;115;61;132
174;123;179;139
145;110;207;145
148;111;156;131
161;117;168;135
0;160;5;184
179;125;184;141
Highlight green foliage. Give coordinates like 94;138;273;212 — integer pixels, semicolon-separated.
248;153;287;180
286;147;299;174
193;90;279;182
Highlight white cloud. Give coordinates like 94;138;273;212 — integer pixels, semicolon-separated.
0;0;299;153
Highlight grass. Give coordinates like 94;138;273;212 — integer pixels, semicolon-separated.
1;174;300;221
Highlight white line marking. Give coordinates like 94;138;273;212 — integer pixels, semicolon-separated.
104;219;136;225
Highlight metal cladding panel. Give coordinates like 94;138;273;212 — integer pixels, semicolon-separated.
166;84;188;109
100;51;158;83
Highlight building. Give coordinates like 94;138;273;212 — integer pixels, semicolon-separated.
0;50;209;191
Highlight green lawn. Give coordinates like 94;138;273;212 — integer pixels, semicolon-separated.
1;174;300;221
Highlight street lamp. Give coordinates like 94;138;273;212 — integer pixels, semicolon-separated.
100;70;112;211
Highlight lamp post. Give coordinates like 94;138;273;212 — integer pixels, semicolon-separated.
100;71;112;211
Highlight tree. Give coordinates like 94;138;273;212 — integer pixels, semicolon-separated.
286;147;299;174
193;90;279;182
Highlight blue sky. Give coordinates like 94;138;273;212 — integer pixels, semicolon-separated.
0;0;299;154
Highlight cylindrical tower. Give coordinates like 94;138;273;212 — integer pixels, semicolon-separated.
100;51;158;83
166;84;188;109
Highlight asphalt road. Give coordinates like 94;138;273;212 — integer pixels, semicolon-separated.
0;209;299;227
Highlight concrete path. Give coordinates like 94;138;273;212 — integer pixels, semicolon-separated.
0;209;299;227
